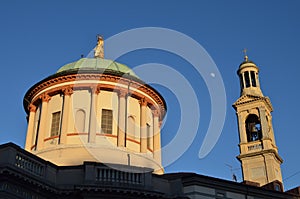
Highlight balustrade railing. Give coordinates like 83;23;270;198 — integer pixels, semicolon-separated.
247;142;262;151
15;153;44;176
96;168;143;185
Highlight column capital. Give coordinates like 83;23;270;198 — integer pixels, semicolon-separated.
259;106;266;111
28;104;37;113
40;93;51;102
62;86;73;96
159;121;163;128
91;86;101;95
139;98;148;106
118;90;127;98
96;86;101;94
152;109;160;117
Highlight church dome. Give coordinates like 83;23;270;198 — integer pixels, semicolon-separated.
23;36;166;174
57;57;139;78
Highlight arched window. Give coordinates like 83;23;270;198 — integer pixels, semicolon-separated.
245;114;262;142
127;116;135;137
75;109;86;133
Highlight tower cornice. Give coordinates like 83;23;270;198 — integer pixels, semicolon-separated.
233;94;273;112
237;149;283;164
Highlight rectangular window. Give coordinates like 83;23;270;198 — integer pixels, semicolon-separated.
101;109;113;134
250;71;256;87
239;74;244;89
50;111;61;137
244;71;250;88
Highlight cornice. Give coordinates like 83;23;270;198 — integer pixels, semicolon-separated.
232;94;273;112
24;73;167;117
237;149;283;163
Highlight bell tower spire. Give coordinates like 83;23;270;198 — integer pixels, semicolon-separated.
233;54;283;188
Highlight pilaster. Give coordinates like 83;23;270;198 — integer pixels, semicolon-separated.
259;106;269;140
60;87;73;144
25;104;37;151
152;109;161;163
37;93;51;149
88;87;98;143
139;98;147;153
117;90;127;147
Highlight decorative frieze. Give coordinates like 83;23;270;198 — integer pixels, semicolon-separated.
24;73;166;115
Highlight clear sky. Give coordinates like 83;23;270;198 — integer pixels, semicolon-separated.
0;0;299;190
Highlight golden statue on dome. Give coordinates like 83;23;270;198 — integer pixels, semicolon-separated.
94;35;104;58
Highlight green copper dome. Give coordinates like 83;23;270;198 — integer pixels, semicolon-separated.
56;58;138;78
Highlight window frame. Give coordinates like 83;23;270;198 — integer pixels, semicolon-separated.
50;111;61;137
101;109;113;134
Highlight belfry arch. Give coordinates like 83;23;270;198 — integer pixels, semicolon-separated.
245;114;262;142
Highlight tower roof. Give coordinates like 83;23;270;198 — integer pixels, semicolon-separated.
238;54;259;72
56;57;139;79
239;59;256;67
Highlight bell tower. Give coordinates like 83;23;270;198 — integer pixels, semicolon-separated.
233;54;283;187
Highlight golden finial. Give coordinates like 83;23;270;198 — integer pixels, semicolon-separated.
243;48;248;62
94;35;104;58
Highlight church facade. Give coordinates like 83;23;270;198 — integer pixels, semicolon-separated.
0;37;299;199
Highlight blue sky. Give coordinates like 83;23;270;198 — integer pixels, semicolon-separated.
0;0;299;190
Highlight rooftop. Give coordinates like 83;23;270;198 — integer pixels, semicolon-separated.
57;57;139;78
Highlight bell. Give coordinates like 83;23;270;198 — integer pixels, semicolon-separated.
251;125;258;132
249;123;258;133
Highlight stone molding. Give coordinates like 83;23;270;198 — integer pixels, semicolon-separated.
24;73;166;116
233;94;273;112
